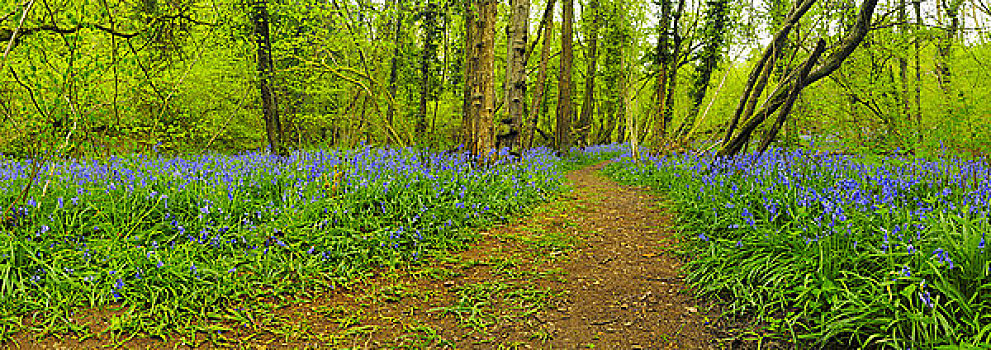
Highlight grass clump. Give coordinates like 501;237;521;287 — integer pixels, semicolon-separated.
605;148;991;349
0;145;623;339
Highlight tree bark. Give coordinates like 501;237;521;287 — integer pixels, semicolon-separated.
252;0;284;156
418;2;438;138
718;0;879;157
674;0;731;142
386;0;404;146
913;0;922;143
652;0;674;142
898;0;909;121
721;0;817;146
557;0;575;153
577;0;599;147
461;0;476;151
756;39;827;155
499;0;529;152
525;0;556;148
468;0;497;160
935;0;963;93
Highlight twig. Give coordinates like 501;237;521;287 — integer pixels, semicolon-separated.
1;0;35;66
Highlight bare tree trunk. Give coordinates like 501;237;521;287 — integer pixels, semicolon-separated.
721;0;817;145
898;0;910;120
387;0;405;146
499;0;529;153
253;0;284;156
526;0;556;148
418;2;438;138
577;0;599;147
757;39;827;155
431;7;449;142
674;0;731;143
652;0;673;142
719;0;879;157
557;0;575;153
469;0;497;160
913;0;922;143
461;0;476;151
624;54;638;163
616;52;629;144
935;0;963;93
935;0;963;136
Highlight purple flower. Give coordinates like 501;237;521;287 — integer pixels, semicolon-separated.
919;280;934;308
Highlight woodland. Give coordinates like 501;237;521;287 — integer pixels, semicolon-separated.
1;0;990;157
4;0;991;348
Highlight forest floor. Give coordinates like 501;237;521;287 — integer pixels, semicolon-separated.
10;162;717;349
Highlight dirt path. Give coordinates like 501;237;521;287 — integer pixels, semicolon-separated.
9;162;713;349
287;161;714;349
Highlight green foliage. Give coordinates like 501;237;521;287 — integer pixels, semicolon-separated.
605;149;991;348
0;146;627;338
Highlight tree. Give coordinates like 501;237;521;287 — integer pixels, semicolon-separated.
499;0;529;152
718;0;880;157
386;0;406;146
577;0;599;146
650;0;685;144
464;0;497;160
596;0;631;144
417;1;439;137
524;0;556;148
557;0;575;153
673;0;731;143
253;0;285;156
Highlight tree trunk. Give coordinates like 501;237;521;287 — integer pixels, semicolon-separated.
935;0;963;130
719;0;879;157
624;53;638;162
757;39;827;155
898;0;909;121
674;0;731;143
913;0;922;143
557;0;575;153
461;0;476;151
387;0;404;146
577;0;599;147
652;0;673;142
469;0;497;160
499;0;529;153
418;2;438;138
253;0;284;156
525;0;556;148
721;0;817;146
935;0;963;93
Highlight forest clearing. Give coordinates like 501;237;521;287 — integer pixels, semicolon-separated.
3;0;991;347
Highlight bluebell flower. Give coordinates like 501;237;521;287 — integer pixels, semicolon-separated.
919;279;934;308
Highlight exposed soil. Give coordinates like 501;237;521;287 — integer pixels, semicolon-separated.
6;162;716;349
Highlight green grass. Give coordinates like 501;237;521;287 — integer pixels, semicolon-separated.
0;144;628;341
604;147;991;349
